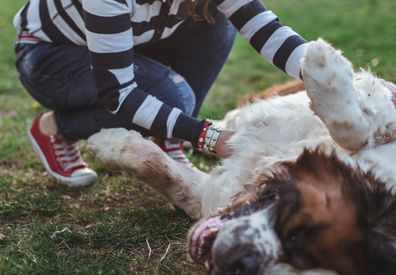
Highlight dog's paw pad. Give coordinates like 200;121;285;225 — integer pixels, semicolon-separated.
303;39;355;96
303;39;352;77
304;39;331;69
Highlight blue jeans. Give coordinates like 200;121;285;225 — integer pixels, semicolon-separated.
15;7;236;140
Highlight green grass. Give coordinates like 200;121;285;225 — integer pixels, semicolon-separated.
1;0;395;274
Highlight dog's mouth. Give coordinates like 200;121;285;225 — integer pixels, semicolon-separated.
188;203;264;267
188;205;257;267
188;215;224;266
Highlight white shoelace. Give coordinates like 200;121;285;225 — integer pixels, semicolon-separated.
51;135;85;171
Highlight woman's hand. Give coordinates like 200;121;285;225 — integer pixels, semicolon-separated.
215;130;235;159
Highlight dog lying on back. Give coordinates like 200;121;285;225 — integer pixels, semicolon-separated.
88;39;396;275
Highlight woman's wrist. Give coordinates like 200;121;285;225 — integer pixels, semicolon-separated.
196;119;212;150
196;119;220;153
215;130;234;158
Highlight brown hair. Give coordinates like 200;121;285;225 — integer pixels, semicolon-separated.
186;0;215;23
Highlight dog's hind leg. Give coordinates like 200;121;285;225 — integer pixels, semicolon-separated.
88;128;206;219
302;39;372;152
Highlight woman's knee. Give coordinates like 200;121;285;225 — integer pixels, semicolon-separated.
167;71;196;115
134;54;196;115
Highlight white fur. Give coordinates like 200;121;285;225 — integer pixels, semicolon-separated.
87;39;396;274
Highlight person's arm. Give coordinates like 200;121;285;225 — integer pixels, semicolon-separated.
82;0;205;145
211;0;308;157
214;0;307;79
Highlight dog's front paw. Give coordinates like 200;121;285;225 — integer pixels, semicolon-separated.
303;39;354;91
88;128;155;170
301;39;372;151
87;128;140;165
88;128;167;173
302;39;360;118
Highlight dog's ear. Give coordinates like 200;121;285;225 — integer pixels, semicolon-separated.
362;181;396;275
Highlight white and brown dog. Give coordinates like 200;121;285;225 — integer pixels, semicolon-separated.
87;39;396;275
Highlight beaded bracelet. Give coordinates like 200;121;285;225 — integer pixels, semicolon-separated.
197;120;212;149
196;119;223;154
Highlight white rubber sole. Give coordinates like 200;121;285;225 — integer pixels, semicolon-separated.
28;129;97;187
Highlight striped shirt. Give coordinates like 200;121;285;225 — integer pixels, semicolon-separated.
14;0;306;145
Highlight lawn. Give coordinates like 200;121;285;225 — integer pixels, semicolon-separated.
0;0;395;274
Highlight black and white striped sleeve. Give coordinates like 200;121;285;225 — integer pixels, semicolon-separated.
82;0;203;143
215;0;306;79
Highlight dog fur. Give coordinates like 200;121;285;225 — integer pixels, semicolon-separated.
87;39;396;275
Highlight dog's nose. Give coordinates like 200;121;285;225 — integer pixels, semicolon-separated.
228;253;260;274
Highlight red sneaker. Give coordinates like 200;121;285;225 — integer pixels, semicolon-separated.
161;139;196;168
28;114;97;187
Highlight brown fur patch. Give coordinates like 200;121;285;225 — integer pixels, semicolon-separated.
292;175;362;273
279;151;367;274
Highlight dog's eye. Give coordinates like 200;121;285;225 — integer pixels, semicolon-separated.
285;227;307;247
285;223;325;247
289;234;298;243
